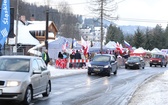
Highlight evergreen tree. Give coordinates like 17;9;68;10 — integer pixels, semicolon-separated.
163;24;168;48
133;27;144;48
106;24;124;44
152;25;164;49
144;28;153;50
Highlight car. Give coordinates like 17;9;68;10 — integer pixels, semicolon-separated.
149;53;167;67
87;54;118;76
0;55;51;105
125;56;145;69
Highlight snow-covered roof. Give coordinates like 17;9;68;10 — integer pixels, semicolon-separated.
8;20;40;45
151;48;162;54
27;21;52;31
105;41;116;48
133;47;145;53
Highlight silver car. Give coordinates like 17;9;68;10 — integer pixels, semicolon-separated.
0;55;51;105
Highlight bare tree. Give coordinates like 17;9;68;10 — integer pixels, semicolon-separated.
56;1;80;39
88;0;117;52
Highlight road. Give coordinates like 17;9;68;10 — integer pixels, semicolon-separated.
1;67;167;105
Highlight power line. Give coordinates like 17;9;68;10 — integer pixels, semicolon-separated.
117;18;168;23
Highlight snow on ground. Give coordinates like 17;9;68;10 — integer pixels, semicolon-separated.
47;65;87;78
128;70;168;105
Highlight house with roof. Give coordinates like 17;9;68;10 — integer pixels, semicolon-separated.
6;15;58;55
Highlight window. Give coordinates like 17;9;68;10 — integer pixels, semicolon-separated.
93;55;110;62
37;59;47;71
0;58;30;72
32;59;40;71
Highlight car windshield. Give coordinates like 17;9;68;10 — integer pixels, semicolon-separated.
0;58;30;72
128;57;140;62
152;54;163;59
92;55;110;62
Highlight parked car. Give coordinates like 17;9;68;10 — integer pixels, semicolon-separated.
0;55;51;105
149;53;167;67
125;56;145;69
88;54;118;76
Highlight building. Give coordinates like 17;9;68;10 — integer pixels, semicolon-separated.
6;15;58;55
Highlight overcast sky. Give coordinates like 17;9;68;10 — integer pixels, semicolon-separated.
24;0;168;28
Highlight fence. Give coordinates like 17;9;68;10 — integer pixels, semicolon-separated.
55;59;89;69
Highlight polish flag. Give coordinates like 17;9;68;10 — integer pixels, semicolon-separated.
81;36;89;56
116;42;123;55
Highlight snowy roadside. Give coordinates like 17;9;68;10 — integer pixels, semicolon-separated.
47;65;87;78
128;71;168;105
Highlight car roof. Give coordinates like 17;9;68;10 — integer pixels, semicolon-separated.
0;55;41;59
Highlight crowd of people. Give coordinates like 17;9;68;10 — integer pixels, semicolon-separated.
41;48;130;69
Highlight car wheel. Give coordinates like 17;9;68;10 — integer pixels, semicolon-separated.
150;64;152;67
161;64;163;67
137;65;140;69
155;65;156;67
106;71;111;76
22;86;32;105
142;66;145;69
113;69;117;75
42;82;51;97
88;72;91;75
165;63;167;67
125;66;127;69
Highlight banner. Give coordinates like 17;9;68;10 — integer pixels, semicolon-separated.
0;0;10;48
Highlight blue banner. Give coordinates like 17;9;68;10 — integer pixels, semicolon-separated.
0;0;10;49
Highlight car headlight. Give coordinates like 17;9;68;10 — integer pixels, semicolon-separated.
136;63;140;65
125;62;128;64
104;65;109;68
6;81;20;87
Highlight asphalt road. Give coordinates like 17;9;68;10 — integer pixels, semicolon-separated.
1;66;167;105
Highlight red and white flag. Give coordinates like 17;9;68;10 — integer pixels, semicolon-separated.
81;36;89;56
116;42;123;55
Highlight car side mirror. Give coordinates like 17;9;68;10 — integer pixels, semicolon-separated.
111;60;115;63
33;69;41;74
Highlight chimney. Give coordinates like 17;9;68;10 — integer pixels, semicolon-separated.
30;14;35;21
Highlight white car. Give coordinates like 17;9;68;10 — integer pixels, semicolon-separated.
0;55;51;105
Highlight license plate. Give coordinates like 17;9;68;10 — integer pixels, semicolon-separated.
0;89;2;95
129;64;133;66
94;69;100;71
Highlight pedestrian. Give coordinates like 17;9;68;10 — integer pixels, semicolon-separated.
42;49;50;66
74;50;81;59
74;50;82;68
58;52;63;59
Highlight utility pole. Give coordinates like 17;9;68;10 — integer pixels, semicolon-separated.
15;0;19;54
100;0;103;53
45;0;49;50
45;9;49;50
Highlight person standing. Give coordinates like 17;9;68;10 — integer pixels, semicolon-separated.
58;52;63;59
42;49;50;66
74;50;81;59
74;50;82;68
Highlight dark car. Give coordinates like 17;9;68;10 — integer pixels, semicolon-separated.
149;54;167;67
125;56;145;69
87;54;118;76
